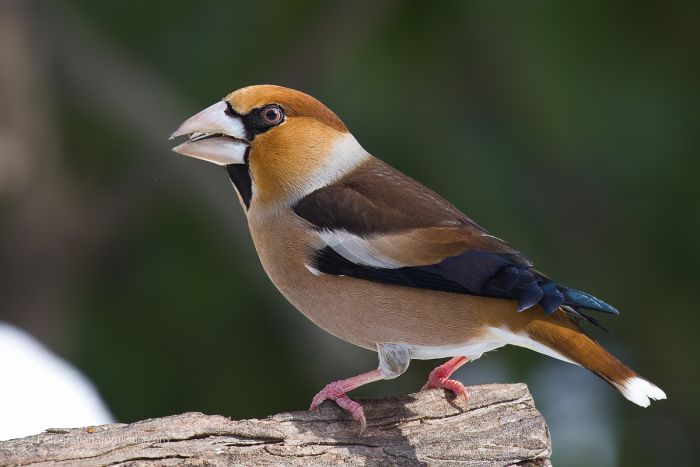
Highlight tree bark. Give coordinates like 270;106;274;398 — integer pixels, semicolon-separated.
0;384;551;466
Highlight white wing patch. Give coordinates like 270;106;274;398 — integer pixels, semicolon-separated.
317;230;406;269
304;263;322;276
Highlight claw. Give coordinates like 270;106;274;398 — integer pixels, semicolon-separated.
423;377;470;406
421;356;470;407
310;381;367;434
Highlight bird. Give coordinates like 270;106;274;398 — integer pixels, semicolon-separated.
170;84;666;432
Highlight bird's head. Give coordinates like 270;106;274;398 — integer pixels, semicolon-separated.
171;85;369;210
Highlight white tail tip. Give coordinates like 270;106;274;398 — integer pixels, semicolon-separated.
615;376;667;407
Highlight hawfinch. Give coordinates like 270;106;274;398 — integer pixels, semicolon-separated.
171;85;665;431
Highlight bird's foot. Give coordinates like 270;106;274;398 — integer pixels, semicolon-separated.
421;357;470;406
310;381;367;434
421;376;469;402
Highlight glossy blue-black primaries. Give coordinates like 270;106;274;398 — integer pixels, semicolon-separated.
313;247;619;316
559;287;619;315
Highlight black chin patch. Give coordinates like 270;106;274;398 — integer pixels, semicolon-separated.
226;164;252;209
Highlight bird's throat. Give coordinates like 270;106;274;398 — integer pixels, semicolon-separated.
226;164;252;210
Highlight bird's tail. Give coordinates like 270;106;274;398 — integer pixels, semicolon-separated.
523;311;666;407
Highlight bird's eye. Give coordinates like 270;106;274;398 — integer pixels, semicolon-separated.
260;105;284;126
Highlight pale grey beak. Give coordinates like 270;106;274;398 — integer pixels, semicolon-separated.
170;101;249;165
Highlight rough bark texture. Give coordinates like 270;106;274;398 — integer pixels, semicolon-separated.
0;384;551;466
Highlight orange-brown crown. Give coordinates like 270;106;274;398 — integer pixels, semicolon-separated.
226;85;347;133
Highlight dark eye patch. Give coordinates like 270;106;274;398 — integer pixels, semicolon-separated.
245;105;285;139
223;101;286;140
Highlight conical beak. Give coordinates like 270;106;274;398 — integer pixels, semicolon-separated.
170;101;249;165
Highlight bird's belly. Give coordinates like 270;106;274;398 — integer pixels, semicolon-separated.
247;212;518;355
407;340;506;361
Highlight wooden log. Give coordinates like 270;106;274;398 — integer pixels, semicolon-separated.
0;384;551;466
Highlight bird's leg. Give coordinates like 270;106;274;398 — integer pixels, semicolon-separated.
421;356;470;403
309;369;384;433
310;344;411;434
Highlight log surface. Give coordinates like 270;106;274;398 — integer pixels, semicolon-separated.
0;384;551;466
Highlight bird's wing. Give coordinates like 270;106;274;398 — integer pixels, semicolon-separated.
293;158;617;316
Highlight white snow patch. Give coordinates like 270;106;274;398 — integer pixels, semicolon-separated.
0;323;113;440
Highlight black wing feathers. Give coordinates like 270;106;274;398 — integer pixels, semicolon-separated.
296;158;618;317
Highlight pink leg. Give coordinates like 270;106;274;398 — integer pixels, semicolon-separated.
309;369;384;434
421;356;470;404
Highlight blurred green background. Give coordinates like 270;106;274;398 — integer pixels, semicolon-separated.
1;1;697;465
